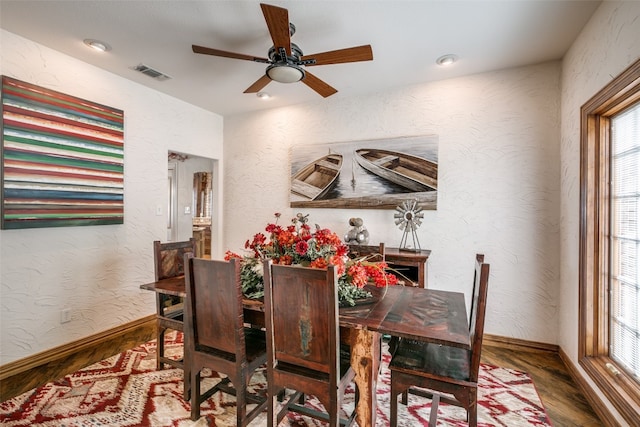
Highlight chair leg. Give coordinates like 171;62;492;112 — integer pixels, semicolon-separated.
390;394;398;427
469;407;477;427
235;371;248;427
468;389;478;427
428;393;440;426
236;385;246;427
190;369;201;421
267;386;277;427
156;326;165;370
329;393;339;427
401;389;408;405
390;374;400;427
183;362;191;401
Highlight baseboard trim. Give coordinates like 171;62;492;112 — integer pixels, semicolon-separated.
0;315;156;402
483;333;559;353
558;347;620;427
0;315;156;380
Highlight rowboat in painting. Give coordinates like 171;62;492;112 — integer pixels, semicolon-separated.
290;153;343;201
354;149;437;191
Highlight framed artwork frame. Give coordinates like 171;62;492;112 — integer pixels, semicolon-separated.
290;135;438;210
1;76;124;229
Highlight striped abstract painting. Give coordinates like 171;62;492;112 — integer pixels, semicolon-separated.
1;76;124;229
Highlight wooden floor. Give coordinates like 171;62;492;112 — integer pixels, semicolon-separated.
481;344;603;426
2;327;604;426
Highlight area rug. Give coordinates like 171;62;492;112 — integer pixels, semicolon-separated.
0;331;552;426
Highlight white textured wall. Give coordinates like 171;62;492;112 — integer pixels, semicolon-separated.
0;30;223;364
559;1;640;424
224;61;562;344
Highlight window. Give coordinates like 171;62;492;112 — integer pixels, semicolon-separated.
579;59;640;425
610;104;640;383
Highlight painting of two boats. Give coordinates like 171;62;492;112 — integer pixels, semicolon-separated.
290;135;438;210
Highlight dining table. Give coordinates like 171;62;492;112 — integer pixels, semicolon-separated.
140;277;470;427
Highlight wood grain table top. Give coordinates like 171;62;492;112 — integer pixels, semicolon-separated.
141;278;469;349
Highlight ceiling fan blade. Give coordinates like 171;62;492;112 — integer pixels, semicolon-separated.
302;71;338;98
301;45;373;66
260;3;291;56
192;45;269;63
243;74;272;93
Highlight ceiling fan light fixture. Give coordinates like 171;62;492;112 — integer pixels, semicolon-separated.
83;38;111;52
436;54;458;66
266;64;305;83
191;3;371;98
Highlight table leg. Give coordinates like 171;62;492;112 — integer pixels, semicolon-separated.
350;328;381;427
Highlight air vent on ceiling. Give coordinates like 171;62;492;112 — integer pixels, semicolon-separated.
130;63;172;81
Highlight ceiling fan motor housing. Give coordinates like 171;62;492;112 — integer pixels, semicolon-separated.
268;43;303;63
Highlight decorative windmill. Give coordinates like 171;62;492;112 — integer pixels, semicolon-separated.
394;199;424;252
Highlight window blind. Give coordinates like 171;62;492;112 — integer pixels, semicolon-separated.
610;101;640;382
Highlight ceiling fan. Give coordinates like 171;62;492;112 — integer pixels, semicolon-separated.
192;3;373;98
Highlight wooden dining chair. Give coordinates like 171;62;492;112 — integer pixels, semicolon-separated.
262;261;358;427
152;238;197;372
183;255;268;425
388;254;490;427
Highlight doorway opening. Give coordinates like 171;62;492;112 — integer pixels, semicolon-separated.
167;151;216;257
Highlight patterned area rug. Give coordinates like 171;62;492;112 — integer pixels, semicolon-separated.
0;331;552;426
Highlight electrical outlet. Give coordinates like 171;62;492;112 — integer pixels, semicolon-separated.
60;308;72;324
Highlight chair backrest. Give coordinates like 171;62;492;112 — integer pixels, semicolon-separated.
184;255;245;356
263;262;340;376
153;238;197;281
468;254;484;325
468;254;490;382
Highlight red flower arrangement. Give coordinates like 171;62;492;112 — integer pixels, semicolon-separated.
225;213;398;305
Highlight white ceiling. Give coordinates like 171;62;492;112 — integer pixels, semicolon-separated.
0;0;601;117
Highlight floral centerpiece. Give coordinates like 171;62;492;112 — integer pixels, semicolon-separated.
225;213;399;306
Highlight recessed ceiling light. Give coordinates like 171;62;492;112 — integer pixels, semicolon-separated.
83;39;111;52
257;92;271;100
436;54;458;66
